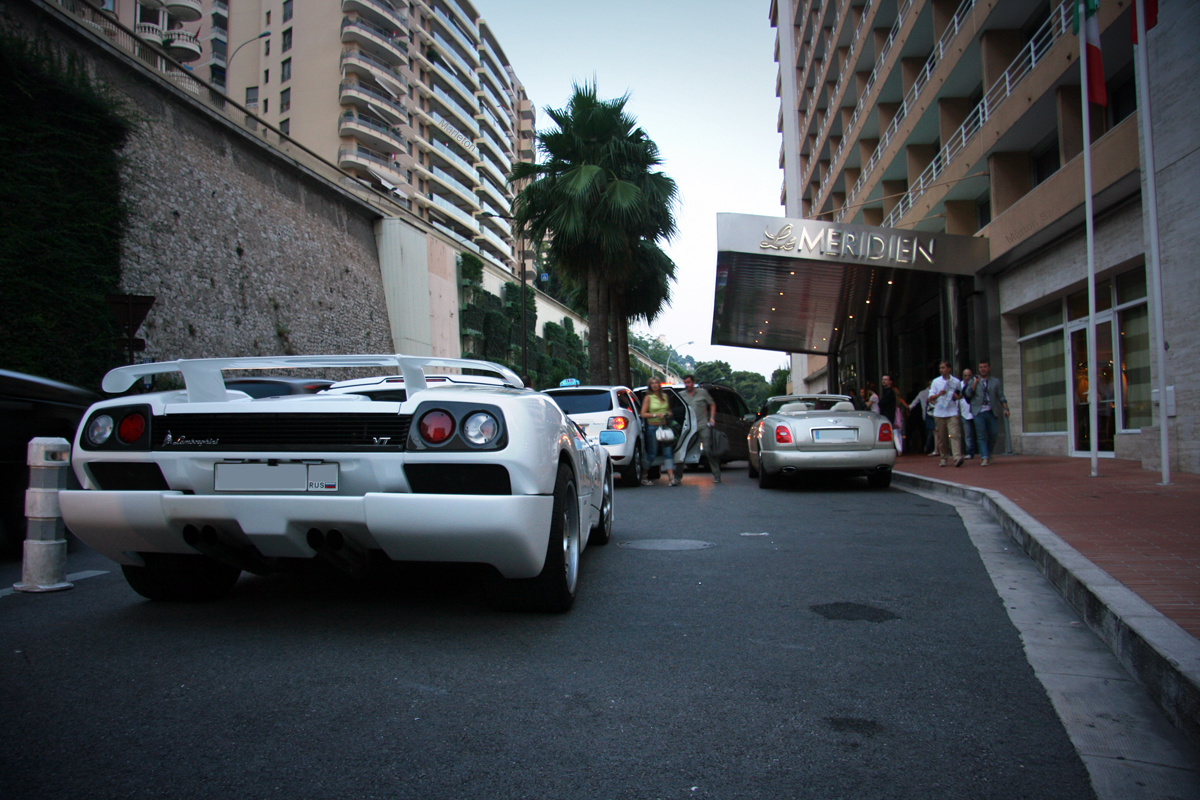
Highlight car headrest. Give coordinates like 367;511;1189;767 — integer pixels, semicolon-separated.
831;401;856;412
779;402;812;413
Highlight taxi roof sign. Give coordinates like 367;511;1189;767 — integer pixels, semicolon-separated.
558;378;581;387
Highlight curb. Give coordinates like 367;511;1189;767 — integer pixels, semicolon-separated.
894;470;1200;751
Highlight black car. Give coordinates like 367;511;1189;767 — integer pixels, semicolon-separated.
0;370;99;553
634;382;754;469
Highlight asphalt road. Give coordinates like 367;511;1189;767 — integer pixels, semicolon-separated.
0;465;1100;799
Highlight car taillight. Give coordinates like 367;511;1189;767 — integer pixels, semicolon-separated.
609;415;629;431
878;422;893;443
418;410;455;444
775;425;793;444
117;411;147;444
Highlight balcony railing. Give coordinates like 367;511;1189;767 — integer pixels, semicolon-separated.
879;1;1072;227
340;16;408;63
832;0;971;207
341;48;409;91
340;110;407;151
340;80;408;123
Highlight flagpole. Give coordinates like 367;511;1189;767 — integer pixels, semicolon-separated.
1079;0;1099;477
1134;0;1170;485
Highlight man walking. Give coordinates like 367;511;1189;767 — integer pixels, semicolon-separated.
928;361;964;467
959;367;976;459
681;375;721;483
964;358;1009;466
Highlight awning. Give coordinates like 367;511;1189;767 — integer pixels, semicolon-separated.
711;213;990;355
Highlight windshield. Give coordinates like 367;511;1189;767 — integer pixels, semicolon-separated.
546;390;613;414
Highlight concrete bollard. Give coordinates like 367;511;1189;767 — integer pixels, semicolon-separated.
14;437;74;593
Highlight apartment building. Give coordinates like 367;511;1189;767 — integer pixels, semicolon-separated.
100;0;535;275
762;0;1198;472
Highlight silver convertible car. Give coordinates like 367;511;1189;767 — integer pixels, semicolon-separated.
747;394;897;489
59;354;614;612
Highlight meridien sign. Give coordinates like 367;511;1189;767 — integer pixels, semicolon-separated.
760;223;935;266
717;213;989;276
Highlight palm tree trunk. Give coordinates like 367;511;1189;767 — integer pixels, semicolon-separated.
611;288;631;386
587;267;603;385
596;278;611;384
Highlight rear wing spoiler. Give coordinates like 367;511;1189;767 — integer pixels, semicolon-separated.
101;355;524;403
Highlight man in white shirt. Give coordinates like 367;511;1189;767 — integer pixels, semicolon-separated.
928;360;964;467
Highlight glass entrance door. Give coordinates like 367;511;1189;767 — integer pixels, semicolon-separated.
1069;319;1115;454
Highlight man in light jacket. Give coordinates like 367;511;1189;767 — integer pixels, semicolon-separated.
963;358;1009;466
928;360;964;467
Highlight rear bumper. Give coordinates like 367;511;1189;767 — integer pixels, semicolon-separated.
59;489;554;578
760;448;896;475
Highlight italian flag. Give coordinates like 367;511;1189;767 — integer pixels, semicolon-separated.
1074;0;1107;106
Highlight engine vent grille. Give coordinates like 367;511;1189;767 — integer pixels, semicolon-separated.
151;413;412;451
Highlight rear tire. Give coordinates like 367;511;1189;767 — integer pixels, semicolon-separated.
868;468;893;489
590;463;614;546
621;443;644;487
487;463;579;613
757;457;779;489
747;449;759;478
121;553;241;601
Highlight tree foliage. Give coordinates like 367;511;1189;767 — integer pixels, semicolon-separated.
510;83;677;386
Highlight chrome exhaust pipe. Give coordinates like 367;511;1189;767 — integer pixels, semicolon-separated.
183;523;270;574
308;527;369;577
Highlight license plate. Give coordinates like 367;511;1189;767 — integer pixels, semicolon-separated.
813;428;857;442
214;462;339;492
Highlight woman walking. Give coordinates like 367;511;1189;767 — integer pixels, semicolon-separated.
640;378;679;486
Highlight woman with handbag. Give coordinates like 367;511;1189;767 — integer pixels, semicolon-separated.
640;378;679;486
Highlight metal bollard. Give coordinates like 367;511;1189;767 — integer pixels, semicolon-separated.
14;437;74;593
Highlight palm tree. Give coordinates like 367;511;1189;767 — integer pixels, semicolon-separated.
510;82;677;385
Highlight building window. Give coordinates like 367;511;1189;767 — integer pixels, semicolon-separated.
265;10;271;25
975;191;991;231
281;58;291;82
210;65;226;88
283;0;293;22
262;98;268;114
245;86;258;108
280;118;290;135
263;69;269;84
1031;132;1060;187
280;88;291;113
212;38;226;60
282;28;292;52
264;39;270;56
1018;266;1151;436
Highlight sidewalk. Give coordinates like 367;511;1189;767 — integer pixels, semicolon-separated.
892;451;1200;749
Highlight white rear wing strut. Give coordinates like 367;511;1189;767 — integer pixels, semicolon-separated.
100;354;524;402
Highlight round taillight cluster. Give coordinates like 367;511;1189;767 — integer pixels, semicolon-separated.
877;422;893;443
86;410;147;447
775;425;793;444
416;408;502;448
609;415;629;431
118;412;146;444
418;410;455;444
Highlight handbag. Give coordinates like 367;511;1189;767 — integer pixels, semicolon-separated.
710;428;730;457
655;425;676;443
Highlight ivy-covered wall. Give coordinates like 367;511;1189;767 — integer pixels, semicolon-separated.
0;33;130;391
458;253;587;389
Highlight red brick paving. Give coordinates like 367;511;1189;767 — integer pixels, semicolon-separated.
895;453;1200;639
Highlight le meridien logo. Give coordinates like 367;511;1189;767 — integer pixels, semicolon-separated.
761;223;936;266
437;117;478;157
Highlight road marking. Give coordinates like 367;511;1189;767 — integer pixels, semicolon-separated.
1;569;110;598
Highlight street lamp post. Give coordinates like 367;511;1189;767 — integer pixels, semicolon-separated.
664;341;693;383
225;31;268;89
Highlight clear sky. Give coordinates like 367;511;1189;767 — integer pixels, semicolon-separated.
482;0;789;380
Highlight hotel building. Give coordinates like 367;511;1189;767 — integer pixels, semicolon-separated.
766;0;1198;473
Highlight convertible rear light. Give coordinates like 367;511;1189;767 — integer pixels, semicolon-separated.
608;415;629;431
417;410;455;445
775;425;793;444
878;422;894;443
117;411;147;444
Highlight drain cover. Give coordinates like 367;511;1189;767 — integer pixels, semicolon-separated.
810;602;899;622
618;539;716;551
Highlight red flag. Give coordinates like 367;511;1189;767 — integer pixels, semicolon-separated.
1074;0;1107;107
1132;0;1159;44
